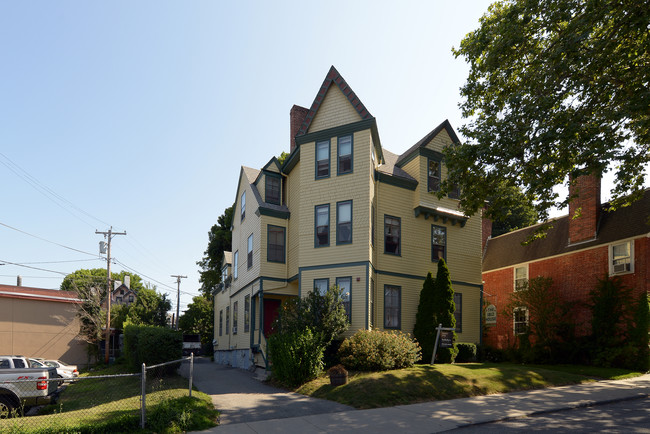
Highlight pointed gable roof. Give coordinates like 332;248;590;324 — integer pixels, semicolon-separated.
296;65;374;137
395;119;460;167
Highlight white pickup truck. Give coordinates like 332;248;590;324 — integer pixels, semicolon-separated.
0;356;59;418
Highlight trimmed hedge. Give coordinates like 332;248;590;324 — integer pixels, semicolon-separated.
123;324;183;372
338;329;421;371
455;343;477;363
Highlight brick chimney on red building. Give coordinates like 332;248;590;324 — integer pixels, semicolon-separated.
568;174;601;244
290;105;309;153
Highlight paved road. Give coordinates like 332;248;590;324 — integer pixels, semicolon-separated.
448;397;650;433
180;357;352;425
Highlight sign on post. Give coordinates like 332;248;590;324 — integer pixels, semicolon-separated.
431;323;456;364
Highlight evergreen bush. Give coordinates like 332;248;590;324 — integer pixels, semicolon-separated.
123;323;183;372
413;272;436;363
431;259;458;363
628;292;650;371
338;329;421;371
455;343;477;362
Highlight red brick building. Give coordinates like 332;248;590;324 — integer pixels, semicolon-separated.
482;176;650;349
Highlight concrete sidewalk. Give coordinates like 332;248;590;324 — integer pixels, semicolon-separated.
198;373;650;433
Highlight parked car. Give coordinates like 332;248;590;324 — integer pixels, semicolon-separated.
43;360;79;380
29;358;63;387
0;356;59;418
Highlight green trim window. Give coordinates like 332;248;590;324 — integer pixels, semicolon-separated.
337;200;352;245
247;234;253;269
219;310;223;336
448;184;461;200
432;225;446;262
241;191;246;221
384;215;401;255
233;251;239;280
454;293;462;333
314;278;329;296
315;204;330;247
337;276;352;322
428;159;441;192
244;295;250;333
267;225;286;263
225;306;230;335
384;285;401;329
337;135;352;175
265;174;281;205
316;140;330;178
233;301;238;335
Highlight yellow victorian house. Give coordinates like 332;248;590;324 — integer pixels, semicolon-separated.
214;66;483;369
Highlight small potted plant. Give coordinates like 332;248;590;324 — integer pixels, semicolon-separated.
327;364;348;386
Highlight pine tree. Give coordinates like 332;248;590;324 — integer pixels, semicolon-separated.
413;272;436;363
432;258;458;363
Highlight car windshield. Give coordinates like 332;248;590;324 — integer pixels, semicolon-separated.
45;361;58;367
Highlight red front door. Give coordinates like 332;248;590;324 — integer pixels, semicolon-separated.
263;299;281;337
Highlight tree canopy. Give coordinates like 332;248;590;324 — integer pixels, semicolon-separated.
197;205;233;297
489;182;539;237
445;0;649;224
178;294;214;346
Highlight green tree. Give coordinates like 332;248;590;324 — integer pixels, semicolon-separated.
197;205;233;298
178;294;214;347
431;259;457;363
277;151;290;165
445;0;649;225
506;277;574;363
629;293;650;371
125;286;172;327
413;272;436;363
489;182;539;237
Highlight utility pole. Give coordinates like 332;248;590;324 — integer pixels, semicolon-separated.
171;274;187;330
96;226;126;364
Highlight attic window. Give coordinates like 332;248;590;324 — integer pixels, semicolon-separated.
265;175;281;205
428;159;441;192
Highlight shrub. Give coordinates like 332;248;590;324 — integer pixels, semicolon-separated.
268;328;324;387
431;259;458;364
327;364;348;375
413;272;436;363
455;343;477;363
628;292;650;371
123;323;183;372
338;329;421;371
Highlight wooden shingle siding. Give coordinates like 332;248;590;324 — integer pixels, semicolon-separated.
308;85;363;133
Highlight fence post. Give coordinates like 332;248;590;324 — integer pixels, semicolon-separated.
189;353;194;398
141;362;146;429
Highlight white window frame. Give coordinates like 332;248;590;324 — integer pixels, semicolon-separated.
514;264;528;292
240;191;246;221
609;240;634;275
513;307;529;335
233;251;239;280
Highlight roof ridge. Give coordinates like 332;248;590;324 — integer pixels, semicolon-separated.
296;66;373;136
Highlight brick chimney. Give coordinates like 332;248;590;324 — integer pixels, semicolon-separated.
481;209;492;252
290;105;309;153
568;174;601;244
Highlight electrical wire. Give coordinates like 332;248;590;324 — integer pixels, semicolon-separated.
0;259;69;276
0;221;101;258
10;258;101;265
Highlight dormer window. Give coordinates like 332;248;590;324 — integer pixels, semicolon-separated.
428;159;441;192
265;174;281;205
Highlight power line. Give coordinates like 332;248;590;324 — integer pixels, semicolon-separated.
10;258;101;265
0;259;69;275
0;221;101;258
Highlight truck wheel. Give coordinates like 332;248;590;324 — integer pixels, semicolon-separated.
0;396;17;419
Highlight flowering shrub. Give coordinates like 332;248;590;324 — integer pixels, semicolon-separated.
338;329;421;371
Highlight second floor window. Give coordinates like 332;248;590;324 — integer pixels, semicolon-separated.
233;301;238;335
265;175;281;205
338;135;352;174
611;241;632;274
514;266;528;291
247;234;253;269
384;215;401;255
268;225;286;263
432;225;446;261
241;191;246;221
316;140;330;178
428;159;441;192
337;201;352;244
315;204;330;247
233;251;239;280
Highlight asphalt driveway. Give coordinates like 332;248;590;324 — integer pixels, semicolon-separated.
179;357;353;425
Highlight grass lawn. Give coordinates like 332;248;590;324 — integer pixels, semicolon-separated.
296;363;645;409
0;363;218;433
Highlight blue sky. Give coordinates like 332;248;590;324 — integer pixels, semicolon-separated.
1;1;644;312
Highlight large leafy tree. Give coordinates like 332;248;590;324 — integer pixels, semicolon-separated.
445;0;649;225
197;205;233;298
489;182;539;237
178;294;214;346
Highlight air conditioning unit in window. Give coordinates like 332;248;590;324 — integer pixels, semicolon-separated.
614;263;630;273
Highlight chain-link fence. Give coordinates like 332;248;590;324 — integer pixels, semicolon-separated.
0;355;195;433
